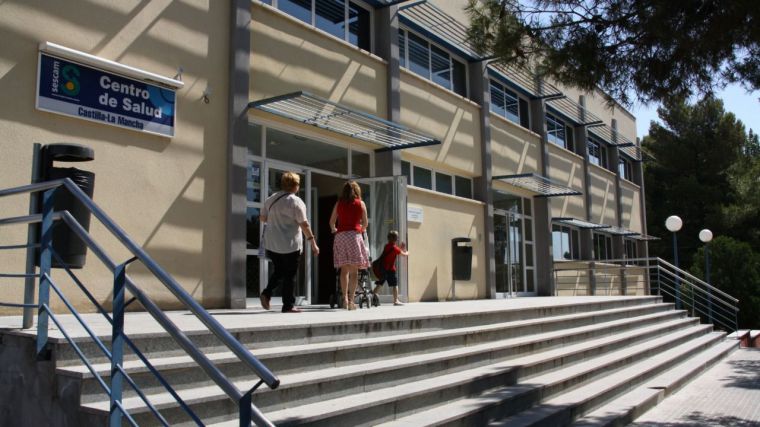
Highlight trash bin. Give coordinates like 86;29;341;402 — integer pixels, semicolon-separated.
451;237;472;281
39;143;95;269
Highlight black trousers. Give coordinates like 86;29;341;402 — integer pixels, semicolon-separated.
263;250;300;311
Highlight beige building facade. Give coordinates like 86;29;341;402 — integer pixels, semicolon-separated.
0;0;648;314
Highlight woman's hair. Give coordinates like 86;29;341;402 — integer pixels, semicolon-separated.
339;181;362;201
281;172;300;192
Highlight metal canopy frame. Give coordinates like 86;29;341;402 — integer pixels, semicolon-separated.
588;125;634;147
489;62;562;99
546;94;604;126
553;217;611;229
398;0;483;61
494;173;582;198
632;234;660;241
600;225;640;236
249;91;440;152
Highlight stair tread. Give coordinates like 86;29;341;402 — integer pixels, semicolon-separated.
59;303;673;378
80;314;695;416
489;331;727;427
571;338;737;426
374;327;718;427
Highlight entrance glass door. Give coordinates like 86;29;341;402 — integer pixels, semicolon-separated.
355;176;408;298
494;193;536;297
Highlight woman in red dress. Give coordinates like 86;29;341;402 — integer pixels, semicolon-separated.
329;181;369;310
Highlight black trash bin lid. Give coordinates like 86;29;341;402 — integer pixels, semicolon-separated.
45;143;94;162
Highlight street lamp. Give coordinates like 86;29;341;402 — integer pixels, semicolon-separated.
665;215;683;309
699;229;713;323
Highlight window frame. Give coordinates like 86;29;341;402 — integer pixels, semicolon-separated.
398;27;469;98
592;232;614;261
619;155;633;181
402;160;473;199
270;0;373;51
587;137;608;169
546;113;570;150
552;223;580;261
489;79;525;126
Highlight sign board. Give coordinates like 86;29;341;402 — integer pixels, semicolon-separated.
407;205;423;223
36;52;177;137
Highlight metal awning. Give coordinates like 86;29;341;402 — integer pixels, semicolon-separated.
249;92;440;152
599;225;640;236
619;144;643;161
553;217;611;229
494;173;582;197
399;1;483;61
588;125;635;147
632;234;660;241
546;94;605;126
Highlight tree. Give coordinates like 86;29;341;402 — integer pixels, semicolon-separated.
643;96;748;268
723;131;760;249
466;0;760;106
690;236;760;329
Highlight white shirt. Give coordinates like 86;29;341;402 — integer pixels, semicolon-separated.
262;191;307;254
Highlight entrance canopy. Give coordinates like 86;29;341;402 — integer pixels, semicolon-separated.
632;234;660;241
553;217;610;229
600;225;640;236
494;173;582;198
249;92;440;152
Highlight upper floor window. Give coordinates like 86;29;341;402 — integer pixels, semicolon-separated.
399;29;467;97
402;161;473;198
552;224;580;260
546;113;574;151
276;0;371;51
587;138;608;169
619;156;633;181
593;232;613;260
490;80;530;129
624;238;638;261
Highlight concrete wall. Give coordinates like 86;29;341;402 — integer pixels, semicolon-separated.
588;164;618;226
407;187;486;301
250;3;387;117
490;114;541;177
547;145;586;219
0;0;230;314
399;70;482;176
620;180;643;233
554;261;591;296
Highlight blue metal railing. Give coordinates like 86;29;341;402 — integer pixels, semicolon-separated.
553;257;740;333
0;178;278;426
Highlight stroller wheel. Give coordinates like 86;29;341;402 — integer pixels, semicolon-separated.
372;293;380;307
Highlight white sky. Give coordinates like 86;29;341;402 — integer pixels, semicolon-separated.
629;83;759;139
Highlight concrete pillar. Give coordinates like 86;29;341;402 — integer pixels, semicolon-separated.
610;119;624;260
225;0;253;309
374;5;401;176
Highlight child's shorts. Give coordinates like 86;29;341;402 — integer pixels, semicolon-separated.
386;271;398;287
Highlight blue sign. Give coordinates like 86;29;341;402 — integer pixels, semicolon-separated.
36;53;177;137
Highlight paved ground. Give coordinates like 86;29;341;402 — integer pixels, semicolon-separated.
632;347;760;426
0;296;649;339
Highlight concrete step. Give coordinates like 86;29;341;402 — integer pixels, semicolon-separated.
62;304;679;402
488;332;728;427
193;324;714;427
571;338;738;427
373;326;717;427
51;297;664;366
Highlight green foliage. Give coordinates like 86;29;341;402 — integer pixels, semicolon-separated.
466;0;760;106
690;236;760;329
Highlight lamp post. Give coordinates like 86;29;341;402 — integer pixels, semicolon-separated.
699;229;713;323
665;215;683;309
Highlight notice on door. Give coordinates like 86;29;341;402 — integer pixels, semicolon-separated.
36;52;178;137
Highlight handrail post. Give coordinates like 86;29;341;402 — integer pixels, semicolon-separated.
239;389;252;427
110;259;132;427
23;143;42;329
36;188;54;358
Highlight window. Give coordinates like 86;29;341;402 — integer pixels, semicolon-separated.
404;161;473;198
593;233;613;260
619;156;633;180
399;29;467;97
277;0;371;50
552;224;579;260
546;113;573;151
587;138;608;168
625;238;638;261
490;80;522;125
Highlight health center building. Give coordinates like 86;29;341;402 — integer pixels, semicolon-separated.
0;0;649;313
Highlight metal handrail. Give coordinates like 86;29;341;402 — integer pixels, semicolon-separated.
552;257;740;333
0;179;278;426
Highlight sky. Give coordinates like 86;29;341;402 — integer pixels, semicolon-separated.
628;83;759;139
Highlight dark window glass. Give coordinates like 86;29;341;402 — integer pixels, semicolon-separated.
279;0;311;24
430;45;451;89
519;98;530;129
316;0;345;39
247;122;262;156
490;81;506;117
546;114;566;148
408;32;430;79
246;207;261;249
351;150;370;178
246;255;260;298
455;176;472;198
413;166;432;189
503;88;519;123
452;59;467;97
399;30;406;68
247;160;262;203
524;218;533;241
261;0;272;4
619;157;632;180
348;2;370;50
267;128;347;174
525;243;534;267
435;172;453;194
523;198;532;216
571;229;580;259
401;161;411;185
566;124;575;152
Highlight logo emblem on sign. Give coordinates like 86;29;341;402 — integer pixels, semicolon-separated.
60;64;80;96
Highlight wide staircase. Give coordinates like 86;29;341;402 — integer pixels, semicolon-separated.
0;179;741;426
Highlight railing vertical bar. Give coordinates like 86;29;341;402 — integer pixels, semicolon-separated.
116;365;170;427
23;142;42;329
110;263;127;427
36;188;54;357
52;250;113;324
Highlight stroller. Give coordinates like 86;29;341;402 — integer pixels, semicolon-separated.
329;268;380;309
